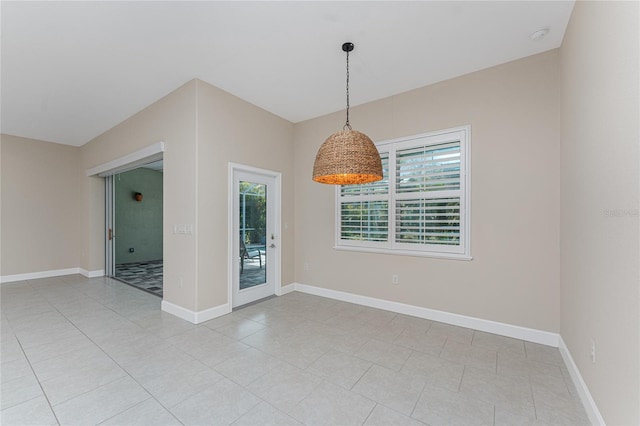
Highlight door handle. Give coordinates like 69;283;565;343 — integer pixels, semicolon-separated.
270;244;276;248
108;229;113;241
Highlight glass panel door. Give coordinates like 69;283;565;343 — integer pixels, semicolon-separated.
239;181;267;289
232;168;278;308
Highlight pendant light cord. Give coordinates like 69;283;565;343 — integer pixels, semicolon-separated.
344;48;352;130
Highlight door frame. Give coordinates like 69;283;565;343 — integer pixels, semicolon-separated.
105;162;164;285
228;163;282;309
94;142;164;284
105;175;116;278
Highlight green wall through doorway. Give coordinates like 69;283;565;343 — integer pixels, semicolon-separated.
114;167;163;264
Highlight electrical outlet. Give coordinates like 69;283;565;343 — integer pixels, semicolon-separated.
303;262;310;271
590;338;596;363
392;274;399;285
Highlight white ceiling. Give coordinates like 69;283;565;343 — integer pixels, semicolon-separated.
1;1;575;147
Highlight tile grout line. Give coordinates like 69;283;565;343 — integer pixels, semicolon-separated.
349;363;374;391
493;404;496;426
50;375;132;410
93;396;155;426
2;281;62;422
529;377;540;420
27;280;185;425
241;368;322;422
4;278;590;426
0;394;42;414
438;336;448;357
458;365;467;393
361;402;377;425
12;328;62;425
409;372;429;420
397;346;414;372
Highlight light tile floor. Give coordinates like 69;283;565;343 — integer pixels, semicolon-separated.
0;275;589;425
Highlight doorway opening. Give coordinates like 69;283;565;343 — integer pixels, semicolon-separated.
106;160;164;296
230;164;281;308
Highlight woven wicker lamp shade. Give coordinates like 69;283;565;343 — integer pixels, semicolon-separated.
312;42;382;185
312;130;383;184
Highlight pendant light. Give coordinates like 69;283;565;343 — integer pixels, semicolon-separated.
312;42;383;185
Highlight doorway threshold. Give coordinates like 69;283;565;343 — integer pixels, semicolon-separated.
232;294;276;311
111;276;162;298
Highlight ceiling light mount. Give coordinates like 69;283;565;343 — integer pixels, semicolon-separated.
530;27;550;41
312;42;383;185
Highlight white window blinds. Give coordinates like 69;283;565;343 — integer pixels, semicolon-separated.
339;153;389;244
336;126;470;259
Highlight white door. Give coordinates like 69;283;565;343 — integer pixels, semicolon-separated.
231;166;280;308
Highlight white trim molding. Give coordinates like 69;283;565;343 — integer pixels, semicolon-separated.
79;269;105;278
161;300;230;324
1;268;107;284
559;337;605;425
291;282;559;347
1;268;81;284
280;283;296;295
86;141;165;177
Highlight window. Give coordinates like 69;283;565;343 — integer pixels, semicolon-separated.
336;126;471;259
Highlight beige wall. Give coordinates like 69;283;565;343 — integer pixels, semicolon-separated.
2;5;638;419
294;50;561;332
560;1;640;424
81;80;198;310
0;135;80;276
195;80;294;310
79;79;294;313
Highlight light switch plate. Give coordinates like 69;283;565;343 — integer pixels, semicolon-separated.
174;224;193;235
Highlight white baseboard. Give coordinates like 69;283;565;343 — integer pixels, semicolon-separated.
280;283;296;295
1;267;106;284
161;300;230;324
291;282;559;347
195;303;231;324
559;337;604;425
1;267;81;284
79;268;105;278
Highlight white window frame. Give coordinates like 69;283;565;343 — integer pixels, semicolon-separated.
334;125;471;260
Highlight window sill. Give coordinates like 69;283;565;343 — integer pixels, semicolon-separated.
334;245;473;260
